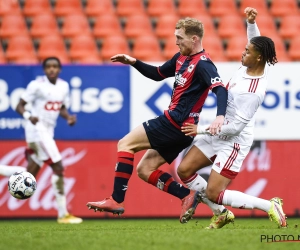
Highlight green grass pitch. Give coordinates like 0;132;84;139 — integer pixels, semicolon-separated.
0;218;299;250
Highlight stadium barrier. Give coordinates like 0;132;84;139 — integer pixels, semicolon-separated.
0;140;299;218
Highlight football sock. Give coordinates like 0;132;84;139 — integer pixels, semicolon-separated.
219;190;271;212
148;170;190;199
112;151;134;203
51;174;68;218
182;173;226;215
0;165;26;177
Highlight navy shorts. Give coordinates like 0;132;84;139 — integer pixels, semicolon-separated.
143;115;194;164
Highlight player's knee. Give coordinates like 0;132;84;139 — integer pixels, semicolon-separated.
205;187;218;203
51;161;64;176
118;137;129;151
136;164;148;182
177;166;192;180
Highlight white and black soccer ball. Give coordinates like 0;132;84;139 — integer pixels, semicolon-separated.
8;171;37;200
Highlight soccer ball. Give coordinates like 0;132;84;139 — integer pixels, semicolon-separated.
8;172;37;199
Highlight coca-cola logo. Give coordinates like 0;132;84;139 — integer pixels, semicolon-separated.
0;146;86;211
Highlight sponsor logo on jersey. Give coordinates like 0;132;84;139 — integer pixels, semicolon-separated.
189;112;199;117
200;55;207;60
187;64;195;73
229;83;237;90
44;101;62;111
176;60;183;65
175;73;187;86
211;77;222;84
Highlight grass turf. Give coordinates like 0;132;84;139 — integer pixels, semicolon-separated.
0;218;299;250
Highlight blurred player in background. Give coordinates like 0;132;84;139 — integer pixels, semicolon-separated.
87;17;231;224
178;8;287;228
0;57;82;224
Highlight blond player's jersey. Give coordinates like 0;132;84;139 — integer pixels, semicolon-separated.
21;76;70;127
222;65;269;145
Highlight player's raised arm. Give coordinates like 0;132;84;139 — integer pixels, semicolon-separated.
245;7;260;41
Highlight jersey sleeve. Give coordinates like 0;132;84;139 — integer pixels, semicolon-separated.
247;22;260;42
21;81;37;103
157;52;180;78
234;92;263;122
196;61;223;89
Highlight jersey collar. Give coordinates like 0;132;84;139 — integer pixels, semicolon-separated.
242;65;267;79
186;49;205;60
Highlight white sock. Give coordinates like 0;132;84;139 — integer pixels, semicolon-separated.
51;174;68;218
222;190;271;212
183;174;226;215
0;165;26;177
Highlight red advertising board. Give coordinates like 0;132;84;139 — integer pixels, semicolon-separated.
0;141;299;218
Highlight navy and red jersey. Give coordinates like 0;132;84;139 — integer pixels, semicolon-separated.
157;50;223;128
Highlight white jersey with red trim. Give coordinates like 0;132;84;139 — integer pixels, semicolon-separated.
222;65;269;145
21;76;70;127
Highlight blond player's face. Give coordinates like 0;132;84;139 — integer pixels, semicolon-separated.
241;43;261;67
175;28;193;56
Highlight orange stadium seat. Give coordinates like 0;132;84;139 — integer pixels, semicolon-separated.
69;35;99;61
0;46;6;63
163;36;179;59
93;14;123;39
54;0;83;16
288;36;300;61
203;36;227;62
124;14;154;38
61;14;91;38
155;14;179;39
279;15;300;39
132;35;164;61
0;14;28;38
239;0;269;16
270;0;299;17
30;14;60;38
178;0;207;17
255;14;278;37
23;0;52;17
147;0;176;17
271;35;290;62
116;0;146;17
74;55;103;64
0;0;21;16
225;36;248;61
38;35;69;63
101;35;131;61
12;55;39;64
209;0;238;17
218;15;246;39
85;0;115;17
5;36;36;61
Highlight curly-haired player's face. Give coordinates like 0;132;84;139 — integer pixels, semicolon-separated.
175;28;194;56
44;59;61;82
241;43;261;67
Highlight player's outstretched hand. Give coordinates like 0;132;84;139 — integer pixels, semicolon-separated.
29;116;39;125
244;7;258;24
111;54;136;65
67;115;77;126
181;123;197;136
208;115;224;135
